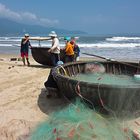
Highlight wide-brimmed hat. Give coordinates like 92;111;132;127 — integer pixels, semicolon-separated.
24;33;29;37
48;31;57;37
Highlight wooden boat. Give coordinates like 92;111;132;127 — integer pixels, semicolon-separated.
30;37;65;66
31;47;65;66
52;60;140;112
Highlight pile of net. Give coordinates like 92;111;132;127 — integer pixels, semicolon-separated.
30;100;134;140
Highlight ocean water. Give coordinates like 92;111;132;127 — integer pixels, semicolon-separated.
0;36;140;61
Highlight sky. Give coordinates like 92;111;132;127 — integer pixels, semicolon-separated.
0;0;140;35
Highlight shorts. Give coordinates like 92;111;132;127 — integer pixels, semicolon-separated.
21;52;28;58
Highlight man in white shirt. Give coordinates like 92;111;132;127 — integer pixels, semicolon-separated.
48;31;60;66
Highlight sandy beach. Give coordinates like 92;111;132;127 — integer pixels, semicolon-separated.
0;54;68;140
0;54;140;140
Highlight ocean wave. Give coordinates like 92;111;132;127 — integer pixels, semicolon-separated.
0;44;15;47
1;36;140;48
78;43;140;48
0;42;140;48
0;37;22;40
106;37;140;42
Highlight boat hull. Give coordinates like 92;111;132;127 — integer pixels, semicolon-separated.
52;61;140;112
31;47;65;66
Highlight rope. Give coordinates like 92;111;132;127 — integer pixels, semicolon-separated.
55;65;68;76
75;82;95;110
97;83;117;118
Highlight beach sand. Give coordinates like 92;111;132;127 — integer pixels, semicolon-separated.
0;54;68;140
0;54;140;140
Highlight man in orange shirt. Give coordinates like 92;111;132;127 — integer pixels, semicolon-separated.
64;37;74;63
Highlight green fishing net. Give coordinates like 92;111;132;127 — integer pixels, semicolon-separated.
30;99;133;140
30;62;140;140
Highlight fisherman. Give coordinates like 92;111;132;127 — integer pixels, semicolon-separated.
71;37;80;61
44;62;63;98
20;33;32;66
64;37;74;63
48;31;60;66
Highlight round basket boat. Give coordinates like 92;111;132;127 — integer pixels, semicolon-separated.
31;47;65;66
52;60;140;113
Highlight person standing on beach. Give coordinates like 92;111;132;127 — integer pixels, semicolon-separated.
71;37;80;61
48;31;60;66
64;37;74;63
20;34;32;66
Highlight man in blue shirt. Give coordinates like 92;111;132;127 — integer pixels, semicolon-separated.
20;34;32;66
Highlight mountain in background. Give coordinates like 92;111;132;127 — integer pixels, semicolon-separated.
0;18;87;36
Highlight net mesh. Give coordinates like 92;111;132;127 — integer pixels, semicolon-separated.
30;99;133;140
74;73;140;85
30;62;140;140
73;63;140;116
